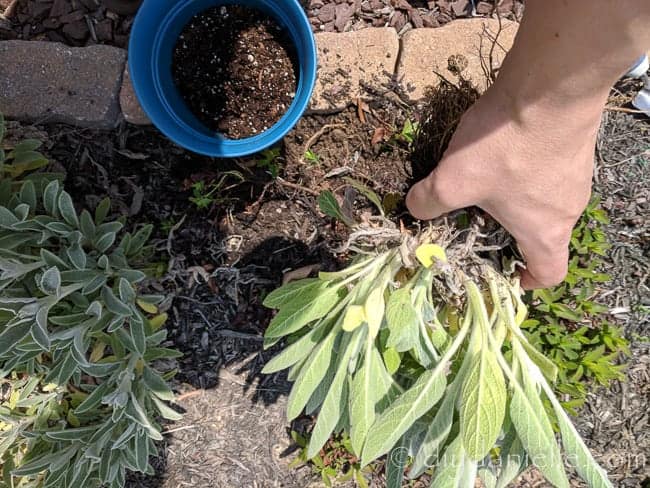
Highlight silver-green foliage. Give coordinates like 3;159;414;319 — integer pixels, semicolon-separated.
263;243;613;487
0;177;181;488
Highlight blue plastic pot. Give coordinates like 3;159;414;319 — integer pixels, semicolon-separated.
128;0;317;157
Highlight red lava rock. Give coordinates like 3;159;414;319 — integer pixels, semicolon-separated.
317;3;336;22
451;0;471;17
321;20;335;31
475;1;493;14
392;0;412;11
408;9;424;28
389;10;407;31
45;30;67;42
421;12;439;27
334;3;353;31
309;0;324;8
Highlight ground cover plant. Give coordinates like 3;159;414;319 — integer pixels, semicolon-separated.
0;116;181;488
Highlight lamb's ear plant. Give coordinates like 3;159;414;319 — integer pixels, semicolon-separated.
263;220;613;487
0;172;181;486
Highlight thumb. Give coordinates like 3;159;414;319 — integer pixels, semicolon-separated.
518;237;570;290
406;170;465;220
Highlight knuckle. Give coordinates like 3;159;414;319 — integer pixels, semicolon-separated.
428;170;458;209
535;262;568;288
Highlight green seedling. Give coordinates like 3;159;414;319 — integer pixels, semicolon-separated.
188;171;244;210
304;149;320;165
256;147;282;178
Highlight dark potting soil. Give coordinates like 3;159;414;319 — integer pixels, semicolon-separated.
172;6;298;140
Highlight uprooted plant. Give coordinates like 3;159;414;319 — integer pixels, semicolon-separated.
262;219;613;487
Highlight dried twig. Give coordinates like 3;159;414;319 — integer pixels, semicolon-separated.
275;177;320;196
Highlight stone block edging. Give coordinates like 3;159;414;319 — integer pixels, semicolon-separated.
0;19;519;128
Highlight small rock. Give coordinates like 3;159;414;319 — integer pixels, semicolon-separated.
389;10;407;31
42;17;61;29
59;10;85;24
334;3;353;32
94;18;113;41
408;9;424;28
49;0;71;17
317;3;336;22
421;12;439;27
475;1;493;14
61;19;88;40
451;0;472;17
28;1;53;20
309;0;324;8
119;63;151;125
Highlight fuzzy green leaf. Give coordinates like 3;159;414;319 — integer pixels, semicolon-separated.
362;362;447;464
101;286;132;316
350;338;376;455
385;287;419;352
509;383;569;488
262;320;329;373
542;381;612;487
286;328;341;421
0;321;32;355
307;331;362;458
429;436;476;488
460;350;506;460
57;191;79;227
265;285;341;339
94;197;111;225
263;278;321;309
40;267;61;295
410;381;459;478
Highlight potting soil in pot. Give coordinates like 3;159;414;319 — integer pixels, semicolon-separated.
172;6;299;140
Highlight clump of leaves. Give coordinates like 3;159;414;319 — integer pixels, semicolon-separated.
187;171;244;210
290;431;369;488
524;197;629;414
256;147;282;178
263;221;613;487
0;176;181;487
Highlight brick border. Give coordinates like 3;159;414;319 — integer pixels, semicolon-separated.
0;19;518;128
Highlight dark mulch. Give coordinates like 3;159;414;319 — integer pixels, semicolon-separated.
172;6;298;139
0;0;132;47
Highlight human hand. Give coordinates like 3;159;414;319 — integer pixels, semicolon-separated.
406;89;599;289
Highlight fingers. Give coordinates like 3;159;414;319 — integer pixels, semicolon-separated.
518;236;570;290
406;169;466;220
